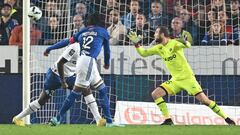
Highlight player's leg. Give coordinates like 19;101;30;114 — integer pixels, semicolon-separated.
91;60;124;127
13;69;60;126
183;77;236;125
152;87;173;125
51;56;103;126
195;92;236;125
152;80;181;125
52;85;104;126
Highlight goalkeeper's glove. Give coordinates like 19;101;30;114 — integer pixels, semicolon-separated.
127;31;142;45
177;34;188;45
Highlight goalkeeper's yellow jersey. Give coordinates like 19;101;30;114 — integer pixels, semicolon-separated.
136;39;194;80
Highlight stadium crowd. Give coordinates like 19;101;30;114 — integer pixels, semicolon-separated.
0;0;239;47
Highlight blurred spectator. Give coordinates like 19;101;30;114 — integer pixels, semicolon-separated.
103;0;119;27
0;3;18;45
121;0;140;29
227;0;240;45
173;0;184;17
171;17;193;44
195;6;207;42
41;16;64;45
72;14;85;34
107;9;127;45
106;0;118;9
161;0;188;16
38;0;64;32
75;3;87;19
45;0;62;17
201;21;227;46
4;0;22;24
148;0;170;30
9;22;42;46
218;10;229;24
179;8;199;45
207;10;216;24
130;12;154;45
211;0;225;12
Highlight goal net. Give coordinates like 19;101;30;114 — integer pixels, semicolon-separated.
29;0;240;125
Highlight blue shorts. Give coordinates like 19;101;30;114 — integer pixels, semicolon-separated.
44;68;76;91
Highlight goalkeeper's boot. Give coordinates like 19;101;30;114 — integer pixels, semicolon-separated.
160;118;174;125
225;117;236;125
49;117;60;126
106;122;125;127
96;118;106;127
12;116;25;127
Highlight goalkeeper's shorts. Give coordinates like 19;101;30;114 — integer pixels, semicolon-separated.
160;77;202;96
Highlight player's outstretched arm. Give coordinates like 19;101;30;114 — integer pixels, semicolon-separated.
44;38;71;56
127;30;157;57
135;44;158;57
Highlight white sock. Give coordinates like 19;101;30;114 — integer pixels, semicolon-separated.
84;94;101;122
15;100;41;119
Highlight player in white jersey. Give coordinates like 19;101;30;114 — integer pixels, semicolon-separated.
12;43;106;126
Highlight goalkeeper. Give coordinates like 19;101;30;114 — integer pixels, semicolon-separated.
128;26;236;125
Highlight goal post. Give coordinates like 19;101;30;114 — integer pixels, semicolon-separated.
22;0;31;124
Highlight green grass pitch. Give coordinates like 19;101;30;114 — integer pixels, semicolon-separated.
0;124;239;135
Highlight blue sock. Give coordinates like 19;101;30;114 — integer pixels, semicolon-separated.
99;85;112;123
57;90;80;121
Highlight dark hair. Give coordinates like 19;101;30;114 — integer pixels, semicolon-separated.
151;0;161;4
157;26;170;37
86;12;104;27
1;3;12;9
131;0;139;3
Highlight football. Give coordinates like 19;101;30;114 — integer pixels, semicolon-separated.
28;6;42;21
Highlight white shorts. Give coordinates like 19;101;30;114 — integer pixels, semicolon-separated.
75;55;103;89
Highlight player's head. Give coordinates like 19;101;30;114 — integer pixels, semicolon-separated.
86;12;104;27
155;26;170;43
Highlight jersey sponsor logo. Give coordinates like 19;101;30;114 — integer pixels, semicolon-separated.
71;61;76;65
164;54;176;61
69;49;75;56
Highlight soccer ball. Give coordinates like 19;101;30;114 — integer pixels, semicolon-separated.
28;6;42;21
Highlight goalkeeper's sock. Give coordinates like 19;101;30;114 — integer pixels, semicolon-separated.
57;90;80;121
154;97;170;119
208;101;228;119
15;100;41;119
99;86;112;123
84;94;101;122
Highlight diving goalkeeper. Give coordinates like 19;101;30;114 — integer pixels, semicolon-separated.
128;26;236;125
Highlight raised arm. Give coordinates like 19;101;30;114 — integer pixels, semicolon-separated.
44;38;71;56
44;30;83;56
135;44;158;57
128;30;158;57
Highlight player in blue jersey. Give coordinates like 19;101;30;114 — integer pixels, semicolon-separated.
12;43;106;127
46;13;123;127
